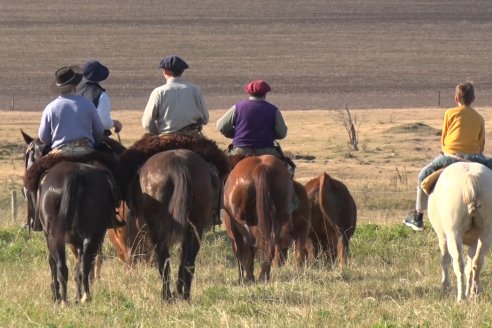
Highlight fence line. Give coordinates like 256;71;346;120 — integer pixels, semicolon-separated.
350;190;414;194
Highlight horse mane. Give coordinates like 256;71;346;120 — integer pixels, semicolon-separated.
24;151;121;192
120;133;231;184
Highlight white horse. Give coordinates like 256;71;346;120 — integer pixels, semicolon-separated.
428;161;492;301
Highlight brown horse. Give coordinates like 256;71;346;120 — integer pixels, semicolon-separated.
22;132;120;305
223;155;293;282
107;201;156;264
109;133;229;268
126;149;218;301
305;172;357;264
276;180;312;266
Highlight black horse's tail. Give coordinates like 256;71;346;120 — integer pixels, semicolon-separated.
59;170;84;232
166;157;192;245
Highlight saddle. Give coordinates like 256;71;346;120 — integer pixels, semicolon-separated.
419;154;492;195
420;168;444;195
120;133;230;182
226;142;296;176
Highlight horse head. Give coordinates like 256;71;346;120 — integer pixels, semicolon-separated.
21;130;49;170
21;130;48;231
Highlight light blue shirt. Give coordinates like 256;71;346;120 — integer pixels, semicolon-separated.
38;94;104;149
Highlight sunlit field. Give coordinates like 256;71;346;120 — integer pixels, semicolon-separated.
2;108;492;326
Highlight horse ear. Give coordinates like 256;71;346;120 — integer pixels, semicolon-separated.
21;129;34;145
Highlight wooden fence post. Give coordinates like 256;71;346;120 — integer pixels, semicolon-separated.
11;93;15;110
11;190;17;222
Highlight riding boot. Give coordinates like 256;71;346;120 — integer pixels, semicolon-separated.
403;210;424;232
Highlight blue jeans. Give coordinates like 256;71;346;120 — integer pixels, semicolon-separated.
415;153;490;211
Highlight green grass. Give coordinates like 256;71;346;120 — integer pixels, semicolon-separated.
2;224;492;327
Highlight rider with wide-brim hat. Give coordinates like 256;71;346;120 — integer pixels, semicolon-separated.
41;65;105;155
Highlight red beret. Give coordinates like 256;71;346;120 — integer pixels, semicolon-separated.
245;80;271;96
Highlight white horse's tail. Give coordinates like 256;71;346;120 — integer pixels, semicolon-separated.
462;172;481;215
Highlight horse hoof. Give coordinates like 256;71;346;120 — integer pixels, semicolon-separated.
81;293;91;304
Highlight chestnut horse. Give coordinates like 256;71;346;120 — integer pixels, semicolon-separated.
223;155;293;282
305;172;357;264
276;180;312;266
22;132;120;305
126;149;218;301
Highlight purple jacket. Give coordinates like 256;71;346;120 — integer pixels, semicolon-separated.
232;99;278;148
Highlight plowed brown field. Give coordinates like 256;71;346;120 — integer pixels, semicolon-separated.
1;0;492;111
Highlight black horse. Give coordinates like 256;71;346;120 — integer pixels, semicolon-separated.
126;149;219;301
22;131;120;305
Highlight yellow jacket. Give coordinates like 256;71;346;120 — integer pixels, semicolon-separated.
441;106;484;155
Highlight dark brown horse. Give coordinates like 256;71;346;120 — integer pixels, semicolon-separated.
126;149;218;301
22;132;120;305
305;172;357;265
223;155;293;282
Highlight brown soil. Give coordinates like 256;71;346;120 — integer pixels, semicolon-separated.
1;0;492;111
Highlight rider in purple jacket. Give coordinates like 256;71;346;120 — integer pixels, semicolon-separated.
216;80;288;157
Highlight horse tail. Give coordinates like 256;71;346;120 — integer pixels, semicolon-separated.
319;173;347;265
462;172;481;216
59;170;84;231
102;170;121;227
166;157;192;244
253;164;275;262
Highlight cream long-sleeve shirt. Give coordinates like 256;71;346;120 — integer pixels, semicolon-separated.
142;77;208;134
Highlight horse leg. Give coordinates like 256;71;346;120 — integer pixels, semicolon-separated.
446;236;466;301
81;238;100;304
258;258;272;282
177;224;202;300
228;221;248;283
91;235;105;283
48;235;69;305
74;252;82;302
156;244;172;301
437;237;452;295
468;235;492;298
242;235;256;283
48;252;61;302
465;241;478;298
57;247;69;306
69;244;83;302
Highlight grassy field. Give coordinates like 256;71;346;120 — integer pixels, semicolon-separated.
2;108;492;326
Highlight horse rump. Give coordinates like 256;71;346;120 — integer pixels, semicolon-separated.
305;172;357;264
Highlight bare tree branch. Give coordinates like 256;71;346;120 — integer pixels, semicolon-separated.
336;105;360;151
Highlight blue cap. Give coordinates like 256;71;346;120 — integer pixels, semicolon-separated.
158;55;189;71
82;60;109;82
